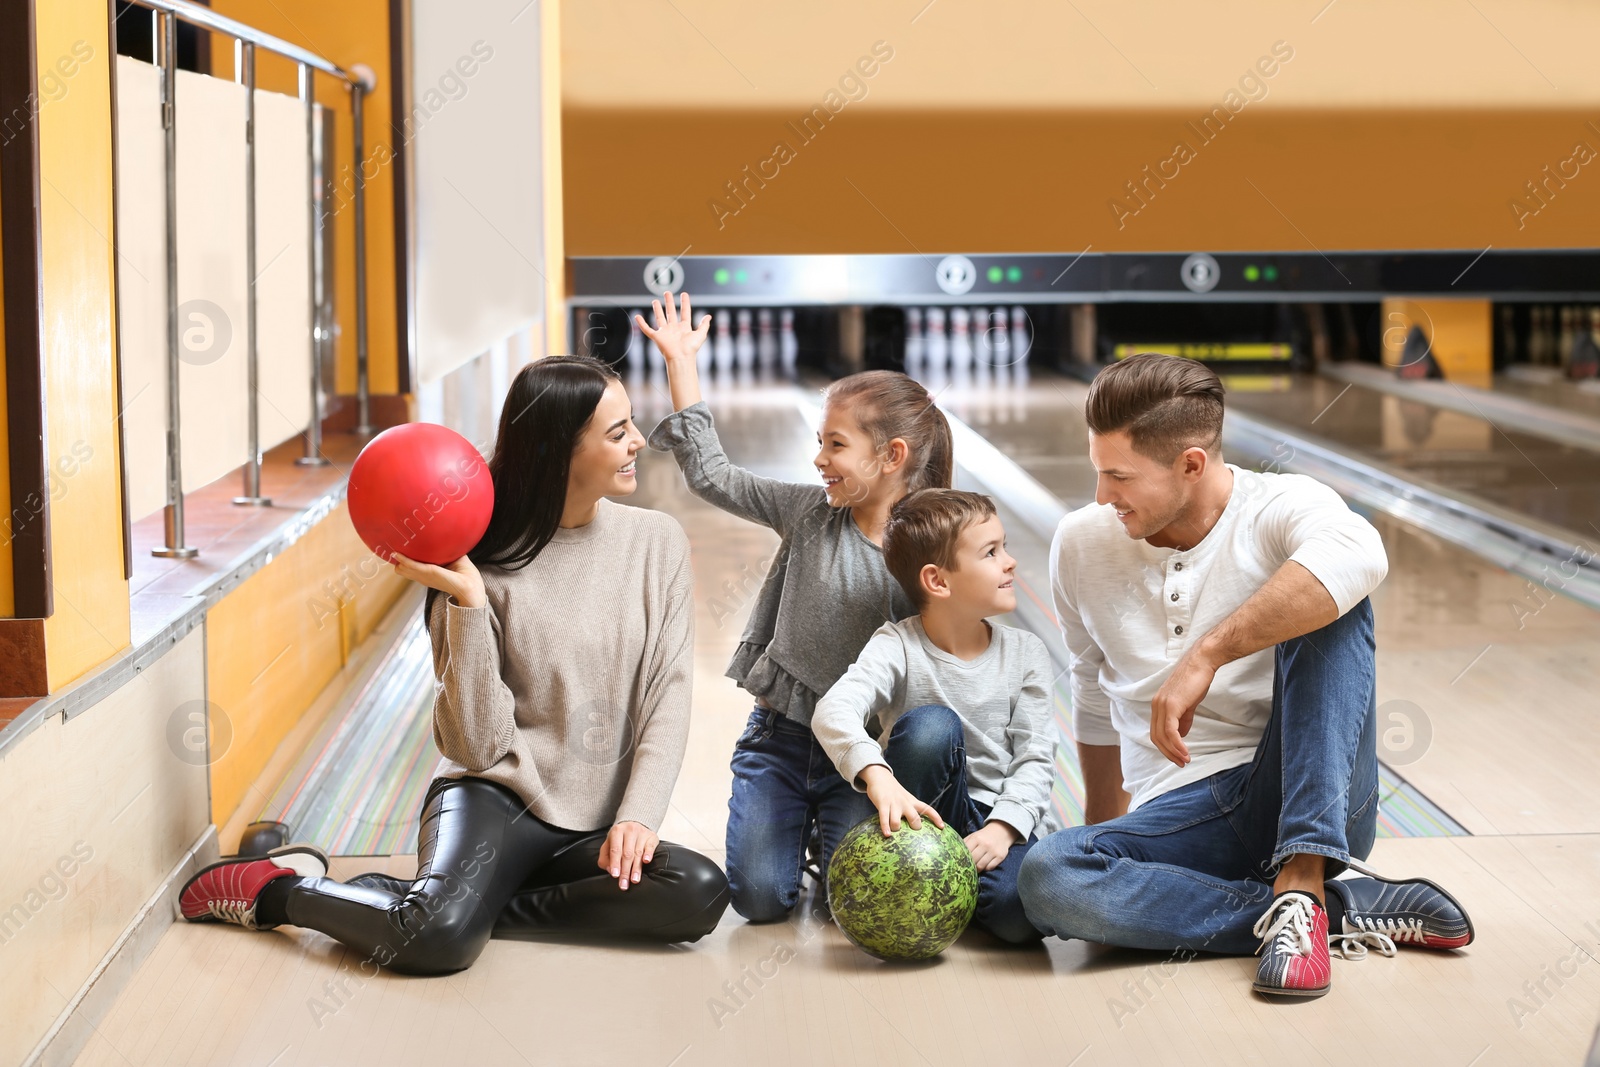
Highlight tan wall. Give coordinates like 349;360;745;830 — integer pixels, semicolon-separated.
562;2;1600;257
0;628;209;1067
206;500;407;828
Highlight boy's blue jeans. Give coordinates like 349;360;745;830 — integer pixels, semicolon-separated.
1018;598;1380;956
881;704;1046;944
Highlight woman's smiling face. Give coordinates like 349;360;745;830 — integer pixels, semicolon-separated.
568;379;645;504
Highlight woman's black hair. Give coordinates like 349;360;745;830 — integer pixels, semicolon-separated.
423;354;621;629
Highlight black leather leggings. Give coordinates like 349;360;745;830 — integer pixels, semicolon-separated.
282;777;730;976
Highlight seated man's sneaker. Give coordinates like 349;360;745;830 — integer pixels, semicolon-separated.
1325;873;1475;950
179;844;328;930
1252;892;1332;997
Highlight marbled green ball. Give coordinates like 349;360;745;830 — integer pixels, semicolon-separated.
827;815;979;961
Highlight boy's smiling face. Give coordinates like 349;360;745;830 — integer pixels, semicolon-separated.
924;514;1017;617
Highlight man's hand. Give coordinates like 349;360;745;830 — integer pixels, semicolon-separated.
964;821;1020;872
860;765;944;836
598;820;658;890
1150;648;1218;767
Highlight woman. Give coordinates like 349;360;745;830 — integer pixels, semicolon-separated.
178;355;729;975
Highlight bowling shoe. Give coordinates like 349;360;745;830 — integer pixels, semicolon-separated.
179;844;328;930
1252;892;1332;997
1325;870;1475;950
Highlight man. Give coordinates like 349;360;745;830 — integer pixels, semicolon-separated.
1017;353;1473;998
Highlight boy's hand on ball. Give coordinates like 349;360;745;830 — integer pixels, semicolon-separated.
390;552;485;609
860;765;944;836
637;291;711;364
964;821;1020;872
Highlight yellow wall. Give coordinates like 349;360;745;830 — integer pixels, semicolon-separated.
205;499;407;827
1381;298;1493;385
35;0;131;684
210;0;401;395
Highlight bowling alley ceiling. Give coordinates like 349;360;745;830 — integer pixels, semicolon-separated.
562;1;1600;256
564;0;1600;109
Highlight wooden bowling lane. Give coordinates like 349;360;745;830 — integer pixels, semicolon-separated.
1218;371;1600;541
940;373;1600;838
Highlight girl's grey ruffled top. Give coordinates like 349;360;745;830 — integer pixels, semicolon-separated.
648;402;913;725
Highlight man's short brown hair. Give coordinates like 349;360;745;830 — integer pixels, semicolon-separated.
883;489;998;610
1085;353;1226;463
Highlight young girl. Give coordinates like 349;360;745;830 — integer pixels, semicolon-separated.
178;356;729;974
638;292;953;922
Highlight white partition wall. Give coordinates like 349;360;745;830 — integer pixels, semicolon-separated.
409;1;545;385
115;56;313;522
115;56;168;523
252;86;314;448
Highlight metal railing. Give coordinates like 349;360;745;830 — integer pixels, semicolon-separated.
125;0;373;559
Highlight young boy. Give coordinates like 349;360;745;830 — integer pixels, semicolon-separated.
812;489;1056;943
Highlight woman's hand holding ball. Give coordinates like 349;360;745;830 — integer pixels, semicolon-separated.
391;552;486;609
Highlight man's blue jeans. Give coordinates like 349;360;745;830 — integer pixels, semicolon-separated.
882;704;1045;945
726;707;875;922
1017;598;1379;956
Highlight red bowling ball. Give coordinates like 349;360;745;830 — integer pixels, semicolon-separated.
347;423;494;566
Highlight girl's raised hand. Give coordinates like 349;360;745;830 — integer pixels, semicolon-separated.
636;291;711;365
390;551;485;609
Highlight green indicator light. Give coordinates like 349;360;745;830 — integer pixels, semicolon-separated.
714;268;730;284
1243;265;1260;282
734;269;748;283
1007;266;1023;282
1263;265;1278;282
987;266;1003;283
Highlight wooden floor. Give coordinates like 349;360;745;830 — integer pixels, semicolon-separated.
73;380;1600;1067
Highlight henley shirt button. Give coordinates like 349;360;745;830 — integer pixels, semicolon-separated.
1175;625;1184;635
1174;562;1184;571
1170;592;1179;601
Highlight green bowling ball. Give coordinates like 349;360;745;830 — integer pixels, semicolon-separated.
826;815;978;961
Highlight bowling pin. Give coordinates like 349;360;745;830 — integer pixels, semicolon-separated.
925;306;949;388
1559;306;1576;368
713;311;735;378
757;309;777;377
950;306;973;382
904;307;925;381
735;309;756;376
1533;306;1553;365
780;309;799;379
626;309;646;378
1498;305;1518;365
971;306;990;368
1011;307;1036;374
1010;306;1032;381
988;307;1011;372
